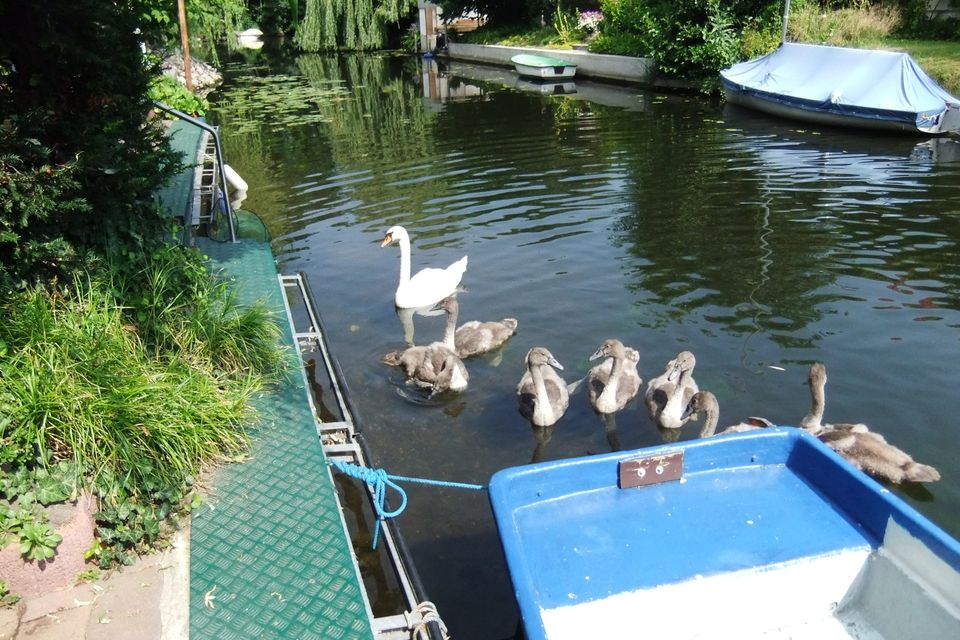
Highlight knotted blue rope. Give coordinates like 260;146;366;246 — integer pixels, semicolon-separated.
329;460;486;549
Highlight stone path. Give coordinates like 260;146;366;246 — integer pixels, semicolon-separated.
1;529;189;640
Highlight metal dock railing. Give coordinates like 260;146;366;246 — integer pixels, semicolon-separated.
280;272;448;640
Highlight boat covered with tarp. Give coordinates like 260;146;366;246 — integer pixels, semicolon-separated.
489;428;960;640
720;42;960;135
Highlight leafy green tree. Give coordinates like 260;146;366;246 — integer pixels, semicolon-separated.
295;0;418;50
248;0;304;35
0;0;179;290
592;0;781;81
123;0;249;48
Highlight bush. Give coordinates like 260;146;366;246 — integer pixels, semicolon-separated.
0;243;288;566
589;31;649;56
592;0;747;79
787;0;901;45
147;75;209;117
0;1;180;291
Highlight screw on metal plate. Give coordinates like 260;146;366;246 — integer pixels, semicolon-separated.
618;451;684;488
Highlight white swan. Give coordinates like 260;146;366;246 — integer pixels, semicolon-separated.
682;390;775;438
587;339;642;416
435;295;518;358
517;347;569;428
381;225;468;309
802;362;939;484
644;351;699;430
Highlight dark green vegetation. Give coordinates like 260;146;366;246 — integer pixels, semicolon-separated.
450;0;960;93
0;2;285;572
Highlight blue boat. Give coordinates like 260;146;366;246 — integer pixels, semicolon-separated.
720;42;960;135
489;428;960;640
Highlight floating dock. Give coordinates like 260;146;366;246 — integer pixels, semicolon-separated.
158;112;444;640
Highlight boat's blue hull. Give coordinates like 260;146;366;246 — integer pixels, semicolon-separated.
489;428;960;640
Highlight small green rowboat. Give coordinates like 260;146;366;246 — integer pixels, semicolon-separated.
511;54;577;81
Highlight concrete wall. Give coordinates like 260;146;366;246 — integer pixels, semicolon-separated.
445;43;656;85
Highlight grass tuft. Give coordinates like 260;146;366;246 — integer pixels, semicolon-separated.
0;281;259;493
788;1;901;45
1;244;289;566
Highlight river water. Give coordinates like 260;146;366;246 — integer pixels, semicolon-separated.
208;44;960;640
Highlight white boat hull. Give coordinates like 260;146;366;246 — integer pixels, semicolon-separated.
513;62;576;81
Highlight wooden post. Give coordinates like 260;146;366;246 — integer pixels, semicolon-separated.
177;0;193;91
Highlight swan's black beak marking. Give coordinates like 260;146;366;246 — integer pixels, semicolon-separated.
381;233;393;247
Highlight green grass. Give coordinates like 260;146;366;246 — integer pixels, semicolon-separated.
869;39;960;97
0;282;259;487
454;24;579;49
0;243;289;567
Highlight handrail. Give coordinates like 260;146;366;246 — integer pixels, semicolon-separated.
153;101;237;243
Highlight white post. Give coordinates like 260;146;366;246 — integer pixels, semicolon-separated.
417;1;440;53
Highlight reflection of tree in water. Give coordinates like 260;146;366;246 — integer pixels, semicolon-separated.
296;54;437;168
606;119;960;350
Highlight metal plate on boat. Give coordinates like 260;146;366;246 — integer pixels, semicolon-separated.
618;450;683;488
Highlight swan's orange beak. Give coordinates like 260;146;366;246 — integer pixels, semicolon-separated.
380;232;393;247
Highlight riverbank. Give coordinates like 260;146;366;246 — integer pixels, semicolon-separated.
443;42;656;86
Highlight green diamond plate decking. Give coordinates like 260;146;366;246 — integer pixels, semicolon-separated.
189;238;373;639
155;119;204;223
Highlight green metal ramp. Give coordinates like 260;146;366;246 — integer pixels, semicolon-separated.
155;119;206;226
188;238;374;640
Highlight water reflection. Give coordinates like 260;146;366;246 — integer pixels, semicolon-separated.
444;59;650;111
421;58;486;105
517;78;577;95
529;423;554;463
396;303;447;346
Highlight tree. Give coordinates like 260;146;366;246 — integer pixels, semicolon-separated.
0;0;179;289
295;0;418;50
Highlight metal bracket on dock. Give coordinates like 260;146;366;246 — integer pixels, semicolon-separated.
279;272;448;640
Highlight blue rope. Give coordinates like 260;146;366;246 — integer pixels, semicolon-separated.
328;460;486;549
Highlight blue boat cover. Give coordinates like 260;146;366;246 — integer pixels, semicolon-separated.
721;42;960;130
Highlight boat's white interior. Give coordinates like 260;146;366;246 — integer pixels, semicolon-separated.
540;519;960;640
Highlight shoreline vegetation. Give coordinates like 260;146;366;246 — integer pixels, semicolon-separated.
451;1;960;96
1;2;287;605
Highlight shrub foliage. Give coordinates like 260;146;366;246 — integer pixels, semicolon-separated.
0;0;179;290
0;1;288;570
